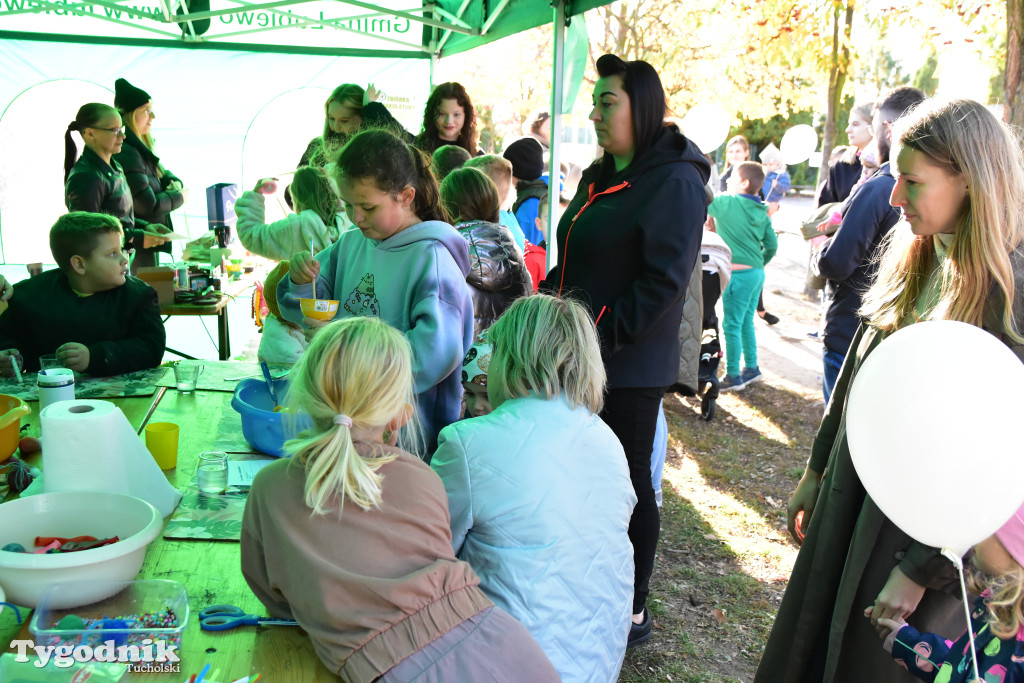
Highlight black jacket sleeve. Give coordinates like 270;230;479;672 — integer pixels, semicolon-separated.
86;285;166;375
65;171;106;214
0;294;26;356
361;102;416;144
813;181;898;283
118;145;184;219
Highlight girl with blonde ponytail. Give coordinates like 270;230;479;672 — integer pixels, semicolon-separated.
241;316;558;682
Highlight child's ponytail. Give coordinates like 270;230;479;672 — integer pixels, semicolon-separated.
283;316;418;517
64;103;119;183
410;145;450;224
287;416;387;515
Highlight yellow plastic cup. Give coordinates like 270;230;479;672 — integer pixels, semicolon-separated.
145;422;180;470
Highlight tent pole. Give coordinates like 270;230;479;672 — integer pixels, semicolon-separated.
427;1;438;88
547;0;566;271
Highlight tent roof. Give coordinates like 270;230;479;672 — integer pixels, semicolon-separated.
0;0;608;57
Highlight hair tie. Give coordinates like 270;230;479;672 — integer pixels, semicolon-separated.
333;414;353;427
67;121;79;132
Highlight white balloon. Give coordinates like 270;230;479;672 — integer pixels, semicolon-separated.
847;320;1024;555
679;104;731;155
779;124;818;165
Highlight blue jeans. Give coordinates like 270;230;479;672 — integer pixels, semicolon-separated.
822;347;845;406
721;268;766;376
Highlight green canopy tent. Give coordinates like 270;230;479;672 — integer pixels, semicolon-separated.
0;0;599;263
0;1;606;61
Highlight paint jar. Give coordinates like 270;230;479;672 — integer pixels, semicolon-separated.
175;263;189;290
38;369;75;412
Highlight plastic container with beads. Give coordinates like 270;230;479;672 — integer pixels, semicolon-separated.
30;579;188;660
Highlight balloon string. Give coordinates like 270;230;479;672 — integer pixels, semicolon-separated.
941;548;981;682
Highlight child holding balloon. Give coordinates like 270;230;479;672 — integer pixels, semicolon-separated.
756;98;1024;683
869;503;1024;682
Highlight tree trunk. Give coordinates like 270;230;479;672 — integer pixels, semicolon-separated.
1007;0;1024;127
818;0;855;189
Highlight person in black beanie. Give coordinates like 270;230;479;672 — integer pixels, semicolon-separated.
113;78;185;270
503;137;546;246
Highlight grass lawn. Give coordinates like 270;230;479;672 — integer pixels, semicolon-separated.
619;378;822;682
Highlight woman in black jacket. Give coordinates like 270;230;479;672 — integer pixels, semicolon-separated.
63;103;168;273
113;78;186;269
540;54;710;648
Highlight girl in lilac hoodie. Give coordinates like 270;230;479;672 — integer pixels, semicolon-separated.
279;129;475;451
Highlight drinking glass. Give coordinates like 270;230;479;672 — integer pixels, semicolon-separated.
197;451;228;495
174;361;202;394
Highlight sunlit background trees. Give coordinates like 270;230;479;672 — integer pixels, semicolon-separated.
439;0;1017;188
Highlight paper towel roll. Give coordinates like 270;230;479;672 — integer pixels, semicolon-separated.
40;399;182;517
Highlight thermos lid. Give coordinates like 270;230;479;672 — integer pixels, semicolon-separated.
37;368;75;387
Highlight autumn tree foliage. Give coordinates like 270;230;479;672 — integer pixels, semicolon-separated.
439;0;1019;154
1008;0;1023;126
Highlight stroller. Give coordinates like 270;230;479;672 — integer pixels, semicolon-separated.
673;231;731;421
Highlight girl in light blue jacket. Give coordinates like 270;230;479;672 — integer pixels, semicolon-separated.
431;294;637;683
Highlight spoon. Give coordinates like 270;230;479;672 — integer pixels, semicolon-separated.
260;361;281;411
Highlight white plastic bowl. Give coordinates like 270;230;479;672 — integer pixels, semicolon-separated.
0;491;162;608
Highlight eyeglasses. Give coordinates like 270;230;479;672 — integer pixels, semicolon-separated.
90;126;126;136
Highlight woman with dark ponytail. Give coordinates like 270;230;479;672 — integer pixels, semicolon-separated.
64;103;168;273
276;128;474;450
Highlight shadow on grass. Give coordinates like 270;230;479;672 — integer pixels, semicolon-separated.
619;487;778;683
619;381;826;682
664;380;823;531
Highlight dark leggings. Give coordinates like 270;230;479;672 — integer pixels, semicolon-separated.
600;386;664;614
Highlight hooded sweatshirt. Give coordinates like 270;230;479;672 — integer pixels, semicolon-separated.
708;193;777;268
540;125;711;388
278;221;475;450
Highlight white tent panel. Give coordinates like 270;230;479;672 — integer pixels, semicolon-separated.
0;38;429;263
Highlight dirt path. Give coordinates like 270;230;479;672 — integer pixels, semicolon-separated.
752;195;826;404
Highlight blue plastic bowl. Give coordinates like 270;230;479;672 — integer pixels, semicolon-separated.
230;377;310;457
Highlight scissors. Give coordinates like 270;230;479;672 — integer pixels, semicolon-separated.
199;604;299;631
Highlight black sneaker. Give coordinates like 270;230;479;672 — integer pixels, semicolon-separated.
760;311;780;325
627;609;652;648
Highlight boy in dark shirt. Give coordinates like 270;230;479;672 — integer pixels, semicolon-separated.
0;212;166;376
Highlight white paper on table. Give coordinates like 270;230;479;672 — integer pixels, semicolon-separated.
228;460;272;487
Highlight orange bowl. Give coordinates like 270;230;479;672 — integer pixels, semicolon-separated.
299;298;340;322
0;394;29;461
